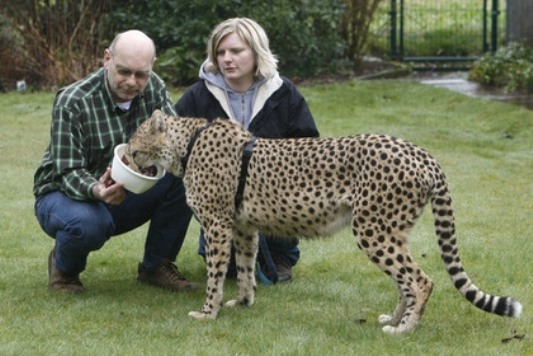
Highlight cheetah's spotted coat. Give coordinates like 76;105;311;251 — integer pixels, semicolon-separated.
127;110;522;333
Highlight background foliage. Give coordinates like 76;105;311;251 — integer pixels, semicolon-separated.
3;1;527;91
469;42;533;93
111;0;348;86
0;0;109;90
0;0;387;88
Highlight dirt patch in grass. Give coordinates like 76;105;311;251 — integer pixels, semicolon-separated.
294;58;407;86
297;58;533;110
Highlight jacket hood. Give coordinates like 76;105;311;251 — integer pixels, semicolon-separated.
198;59;283;121
199;60;227;90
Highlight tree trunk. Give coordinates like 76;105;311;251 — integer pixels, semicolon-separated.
506;0;533;46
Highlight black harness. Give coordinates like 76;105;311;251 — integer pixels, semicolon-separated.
233;136;278;284
234;136;257;209
180;121;215;172
180;121;257;210
182;125;277;283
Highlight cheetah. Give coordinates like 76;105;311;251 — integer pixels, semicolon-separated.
126;110;522;333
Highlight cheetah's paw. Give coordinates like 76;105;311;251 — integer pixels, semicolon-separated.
378;314;393;324
225;299;239;308
188;311;217;320
382;325;403;334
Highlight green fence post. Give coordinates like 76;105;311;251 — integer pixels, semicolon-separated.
491;0;499;52
390;0;398;59
483;0;488;52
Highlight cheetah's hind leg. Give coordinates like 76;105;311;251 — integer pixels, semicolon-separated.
225;229;258;308
378;284;406;326
356;224;433;333
380;262;434;334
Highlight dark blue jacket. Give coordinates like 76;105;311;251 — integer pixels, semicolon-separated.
175;76;319;139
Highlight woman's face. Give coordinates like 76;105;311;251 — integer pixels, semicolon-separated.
216;32;256;88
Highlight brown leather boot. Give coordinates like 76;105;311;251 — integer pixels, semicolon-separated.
48;248;84;294
137;260;199;291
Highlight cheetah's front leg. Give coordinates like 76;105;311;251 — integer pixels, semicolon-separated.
188;223;233;320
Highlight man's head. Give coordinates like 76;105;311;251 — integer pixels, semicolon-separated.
104;30;156;103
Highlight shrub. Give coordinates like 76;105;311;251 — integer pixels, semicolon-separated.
2;1;387;87
111;0;348;85
0;14;26;91
341;0;383;68
1;1;110;89
469;42;533;93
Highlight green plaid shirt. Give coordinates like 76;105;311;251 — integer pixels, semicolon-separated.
33;67;177;201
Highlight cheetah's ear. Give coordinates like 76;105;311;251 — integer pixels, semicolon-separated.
151;109;167;133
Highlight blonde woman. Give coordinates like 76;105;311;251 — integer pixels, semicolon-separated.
176;18;319;282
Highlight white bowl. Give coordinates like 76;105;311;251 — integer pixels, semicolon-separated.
111;143;165;194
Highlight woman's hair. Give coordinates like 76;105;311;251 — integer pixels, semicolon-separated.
205;17;278;78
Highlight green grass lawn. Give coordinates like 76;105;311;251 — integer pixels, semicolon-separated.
0;79;531;355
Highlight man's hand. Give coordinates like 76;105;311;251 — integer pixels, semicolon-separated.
92;167;126;205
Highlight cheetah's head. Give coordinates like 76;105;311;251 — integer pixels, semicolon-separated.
127;110;183;177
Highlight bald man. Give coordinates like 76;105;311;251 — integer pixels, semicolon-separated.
34;30;197;294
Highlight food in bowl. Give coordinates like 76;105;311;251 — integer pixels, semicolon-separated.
111;143;165;194
120;154;158;177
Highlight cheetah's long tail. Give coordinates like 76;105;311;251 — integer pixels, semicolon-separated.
430;183;522;318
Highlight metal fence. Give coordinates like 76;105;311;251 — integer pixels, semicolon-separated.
368;0;506;68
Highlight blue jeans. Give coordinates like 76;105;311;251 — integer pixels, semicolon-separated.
198;231;300;269
34;173;192;275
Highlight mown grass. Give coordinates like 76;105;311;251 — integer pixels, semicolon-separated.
0;79;531;355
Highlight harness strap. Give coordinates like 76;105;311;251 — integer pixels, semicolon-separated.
232;137;279;284
234;136;256;209
181;121;215;172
